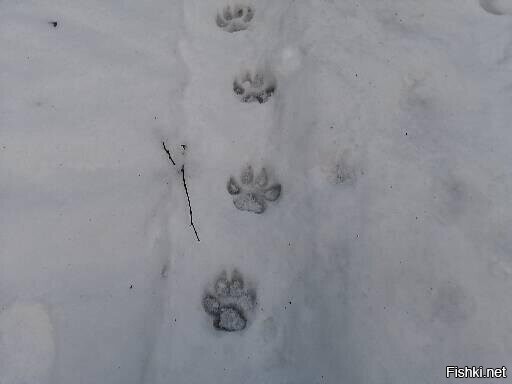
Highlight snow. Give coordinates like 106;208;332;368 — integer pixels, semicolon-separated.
1;0;512;383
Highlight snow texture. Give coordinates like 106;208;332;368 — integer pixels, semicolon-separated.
1;0;512;383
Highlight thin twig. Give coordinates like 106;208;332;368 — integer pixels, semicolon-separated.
181;165;200;242
162;141;200;242
162;141;175;165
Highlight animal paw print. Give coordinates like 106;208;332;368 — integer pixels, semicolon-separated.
216;4;254;32
233;71;276;103
202;270;256;332
227;166;281;214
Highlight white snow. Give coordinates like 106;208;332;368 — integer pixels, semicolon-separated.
1;0;512;383
0;303;55;384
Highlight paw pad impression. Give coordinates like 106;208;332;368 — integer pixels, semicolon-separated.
227;166;281;214
233;71;276;103
202;270;256;332
216;5;254;32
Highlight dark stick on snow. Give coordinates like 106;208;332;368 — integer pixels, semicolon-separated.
162;141;175;165
181;165;200;242
161;141;200;242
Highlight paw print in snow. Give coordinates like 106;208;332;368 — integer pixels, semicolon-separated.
216;5;254;32
233;71;276;103
202;270;257;332
227;166;281;214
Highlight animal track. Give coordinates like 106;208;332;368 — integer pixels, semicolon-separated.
202;270;257;332
216;4;254;32
227;166;281;214
233;71;276;103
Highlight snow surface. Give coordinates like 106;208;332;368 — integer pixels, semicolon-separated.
1;0;512;383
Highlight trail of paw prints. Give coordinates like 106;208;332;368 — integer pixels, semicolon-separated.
480;0;512;15
216;4;254;32
227;166;281;214
202;269;257;332
233;71;276;103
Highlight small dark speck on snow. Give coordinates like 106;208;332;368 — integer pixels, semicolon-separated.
49;21;58;28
